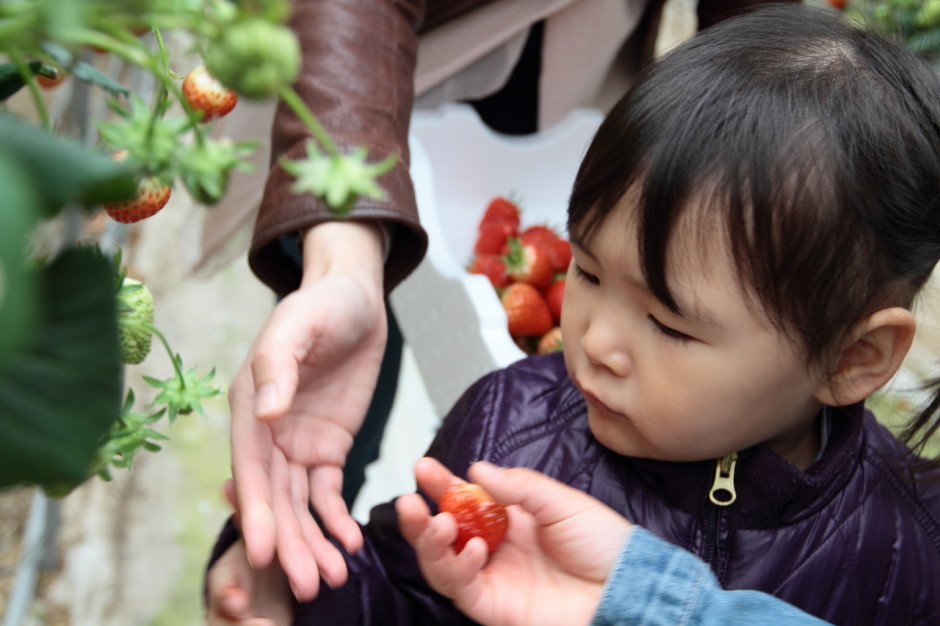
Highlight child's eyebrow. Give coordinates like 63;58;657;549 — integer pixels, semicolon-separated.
570;236;722;329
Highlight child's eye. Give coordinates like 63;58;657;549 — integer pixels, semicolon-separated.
650;315;692;342
573;264;599;285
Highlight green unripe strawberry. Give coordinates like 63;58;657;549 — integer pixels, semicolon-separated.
204;19;300;99
117;278;154;365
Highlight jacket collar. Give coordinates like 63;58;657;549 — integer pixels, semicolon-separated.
622;402;866;529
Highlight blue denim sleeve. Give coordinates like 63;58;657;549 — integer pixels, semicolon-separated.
591;528;831;626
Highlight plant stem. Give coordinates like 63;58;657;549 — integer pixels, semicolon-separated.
8;49;49;129
149;325;185;384
278;84;339;157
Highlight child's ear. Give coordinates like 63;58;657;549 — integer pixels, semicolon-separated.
815;307;915;406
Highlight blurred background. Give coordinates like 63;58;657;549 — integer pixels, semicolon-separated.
3;0;939;624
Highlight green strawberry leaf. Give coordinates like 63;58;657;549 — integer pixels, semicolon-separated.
0;61;45;101
0;112;137;215
41;41;131;96
96;95;188;178
0;246;123;493
178;137;256;205
0;148;41;368
144;357;222;423
281;142;396;216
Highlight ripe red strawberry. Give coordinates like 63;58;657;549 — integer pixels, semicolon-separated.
544;237;572;274
474;220;517;256
469;254;511;288
501;282;553;337
104;177;172;223
537;326;564;354
504;237;554;291
182;66;238;122
479;196;521;230
521;225;571;274
438;483;509;553
545;278;565;323
519;224;558;245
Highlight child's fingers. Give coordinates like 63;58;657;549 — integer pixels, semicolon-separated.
468;461;620;527
396;492;432;546
217;583;252;618
414;457;466;502
206;540;255;621
449;536;490;588
413;513;485;598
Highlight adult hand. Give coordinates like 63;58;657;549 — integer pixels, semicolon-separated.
205;536;294;626
397;458;634;626
229;221;387;600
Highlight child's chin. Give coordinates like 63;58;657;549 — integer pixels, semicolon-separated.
586;410;648;458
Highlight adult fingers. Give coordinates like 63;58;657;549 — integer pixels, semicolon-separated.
269;451;320;601
309;465;364;555
250;337;301;422
289;464;350;590
230;367;277;568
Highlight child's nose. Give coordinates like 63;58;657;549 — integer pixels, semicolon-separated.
581;317;631;378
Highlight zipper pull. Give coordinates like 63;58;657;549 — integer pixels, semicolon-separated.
709;452;738;506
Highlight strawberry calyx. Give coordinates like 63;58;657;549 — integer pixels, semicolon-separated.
281;142;396;215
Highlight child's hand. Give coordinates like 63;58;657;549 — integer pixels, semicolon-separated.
204;537;294;626
397;457;634;626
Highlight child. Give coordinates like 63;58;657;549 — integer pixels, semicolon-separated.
207;4;940;624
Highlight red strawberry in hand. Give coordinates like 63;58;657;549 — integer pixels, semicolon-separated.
104;177;172;223
501;282;554;337
469;254;511;288
182;66;238;122
504;237;554;291
438;482;509;553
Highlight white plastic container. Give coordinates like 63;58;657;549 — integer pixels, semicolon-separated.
390;104;604;417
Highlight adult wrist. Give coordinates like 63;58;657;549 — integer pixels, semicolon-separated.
299;221;386;294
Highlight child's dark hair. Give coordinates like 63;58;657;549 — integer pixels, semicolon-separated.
567;4;940;457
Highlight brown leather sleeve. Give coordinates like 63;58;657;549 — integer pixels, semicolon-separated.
250;0;501;297
250;0;426;297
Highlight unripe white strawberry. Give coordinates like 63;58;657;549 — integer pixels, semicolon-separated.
117;278;154;365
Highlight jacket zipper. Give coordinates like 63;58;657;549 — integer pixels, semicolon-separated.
702;452;738;582
709;452;738;506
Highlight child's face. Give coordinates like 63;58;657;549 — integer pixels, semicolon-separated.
562;192;825;468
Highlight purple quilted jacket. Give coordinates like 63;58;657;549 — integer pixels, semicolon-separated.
210;352;940;624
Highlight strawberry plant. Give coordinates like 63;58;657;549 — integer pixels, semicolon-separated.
828;0;940;63
0;0;398;495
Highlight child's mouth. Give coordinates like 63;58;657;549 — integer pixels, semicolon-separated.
581;389;624;419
